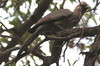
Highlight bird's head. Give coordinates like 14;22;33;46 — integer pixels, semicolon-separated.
80;1;90;11
75;1;90;13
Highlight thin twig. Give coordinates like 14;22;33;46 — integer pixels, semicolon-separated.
63;41;69;62
4;59;15;66
2;47;20;66
31;38;48;53
75;27;85;46
0;34;16;38
52;2;59;10
14;38;48;62
87;0;100;12
60;0;66;9
0;22;24;44
78;0;81;6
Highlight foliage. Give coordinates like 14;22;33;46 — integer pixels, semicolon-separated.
0;0;100;66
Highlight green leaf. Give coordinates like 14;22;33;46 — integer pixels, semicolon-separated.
92;0;96;2
26;0;32;5
67;59;71;66
91;15;97;25
70;0;76;3
0;37;9;43
60;0;66;9
99;17;100;20
72;60;78;66
9;17;21;26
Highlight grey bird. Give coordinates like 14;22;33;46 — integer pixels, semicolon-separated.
16;1;89;60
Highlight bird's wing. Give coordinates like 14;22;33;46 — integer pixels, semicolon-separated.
28;9;72;33
36;9;72;25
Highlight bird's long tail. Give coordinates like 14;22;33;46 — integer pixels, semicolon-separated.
16;31;39;61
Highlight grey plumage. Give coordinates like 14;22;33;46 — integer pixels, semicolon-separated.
16;1;89;60
28;1;89;34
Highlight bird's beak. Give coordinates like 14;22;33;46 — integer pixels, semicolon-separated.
85;5;91;11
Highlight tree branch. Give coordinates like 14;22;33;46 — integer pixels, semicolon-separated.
1;0;52;64
45;26;100;41
83;32;100;66
0;47;20;64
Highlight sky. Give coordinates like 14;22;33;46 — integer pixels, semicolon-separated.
0;0;100;66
